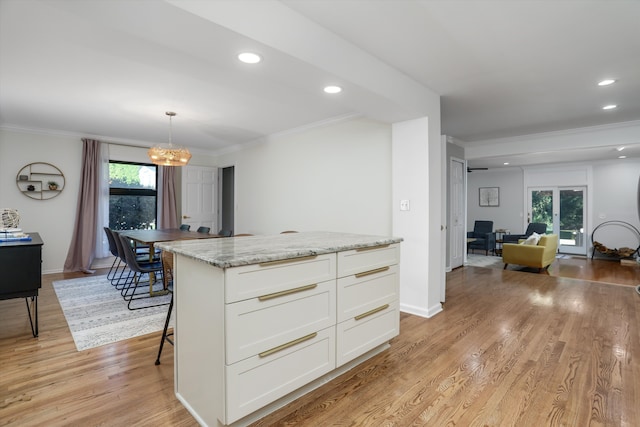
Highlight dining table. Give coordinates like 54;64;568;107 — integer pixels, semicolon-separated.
120;228;220;296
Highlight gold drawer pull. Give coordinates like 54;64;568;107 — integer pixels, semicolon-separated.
355;304;389;321
259;255;317;267
355;266;390;278
259;332;318;358
355;244;390;252
258;284;318;301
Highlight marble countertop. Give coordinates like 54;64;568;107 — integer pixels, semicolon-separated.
155;231;402;269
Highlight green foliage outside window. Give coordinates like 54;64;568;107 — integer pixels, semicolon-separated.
109;162;157;230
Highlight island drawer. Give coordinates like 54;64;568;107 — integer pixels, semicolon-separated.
336;264;398;323
225;253;336;303
336;300;399;367
225;326;336;424
225;280;336;364
337;243;399;278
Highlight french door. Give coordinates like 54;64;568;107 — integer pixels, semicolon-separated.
528;186;587;255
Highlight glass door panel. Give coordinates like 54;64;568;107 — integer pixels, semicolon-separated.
528;186;586;255
559;188;585;250
530;189;553;233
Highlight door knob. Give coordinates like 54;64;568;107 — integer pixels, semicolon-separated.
182;215;191;219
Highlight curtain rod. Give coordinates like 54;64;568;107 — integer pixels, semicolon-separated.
106;141;151;150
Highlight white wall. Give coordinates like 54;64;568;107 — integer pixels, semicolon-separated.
592;159;640;249
392;118;430;316
0;128;82;273
216;117;392;236
466;168;524;233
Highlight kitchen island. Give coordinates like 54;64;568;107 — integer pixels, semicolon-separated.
157;231;402;427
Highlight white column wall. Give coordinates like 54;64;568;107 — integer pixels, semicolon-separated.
392;117;443;318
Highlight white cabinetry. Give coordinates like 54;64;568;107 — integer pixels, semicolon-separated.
336;245;400;366
173;243;399;426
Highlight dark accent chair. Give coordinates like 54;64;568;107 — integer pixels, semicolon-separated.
179;224;190;231
197;226;210;233
218;229;233;237
502;223;547;244
467;220;496;255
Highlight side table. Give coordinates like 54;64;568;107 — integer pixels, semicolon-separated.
0;232;44;337
494;229;510;256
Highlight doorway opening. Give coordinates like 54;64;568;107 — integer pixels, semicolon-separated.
219;166;235;235
528;186;587;255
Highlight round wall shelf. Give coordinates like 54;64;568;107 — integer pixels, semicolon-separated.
16;162;65;200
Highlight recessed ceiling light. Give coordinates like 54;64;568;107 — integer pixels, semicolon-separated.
602;104;617;110
238;52;261;64
503;162;509;165
616;146;625;151
323;85;342;94
598;79;616;86
618;155;627;159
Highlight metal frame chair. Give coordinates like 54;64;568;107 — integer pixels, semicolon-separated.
117;233;167;310
103;227;123;283
155;250;174;365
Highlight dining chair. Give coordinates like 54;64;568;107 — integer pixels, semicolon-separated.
180;224;190;231
117;233;167;310
111;231;147;292
197;226;210;233
155;250;174;365
103;227;123;283
217;229;233;237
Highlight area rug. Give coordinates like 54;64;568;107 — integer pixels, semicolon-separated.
53;275;172;351
466;253;574;270
466;254;504;269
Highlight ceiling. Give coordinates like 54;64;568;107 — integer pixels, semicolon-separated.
1;0;639;166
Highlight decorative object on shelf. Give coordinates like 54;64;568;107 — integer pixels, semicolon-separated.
479;187;499;207
16;162;65;200
148;111;192;166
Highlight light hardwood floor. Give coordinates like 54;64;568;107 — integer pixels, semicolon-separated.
1;262;638;426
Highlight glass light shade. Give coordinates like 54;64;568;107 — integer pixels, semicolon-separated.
148;111;191;166
147;146;192;166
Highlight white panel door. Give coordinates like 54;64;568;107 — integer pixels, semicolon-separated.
181;165;217;232
450;158;465;269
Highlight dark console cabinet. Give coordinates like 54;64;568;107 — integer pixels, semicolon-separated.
0;232;43;337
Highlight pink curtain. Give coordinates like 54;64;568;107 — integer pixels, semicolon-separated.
158;166;179;229
63;139;102;273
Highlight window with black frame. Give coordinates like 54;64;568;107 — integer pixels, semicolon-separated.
109;161;157;230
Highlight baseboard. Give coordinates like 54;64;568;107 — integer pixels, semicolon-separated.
400;302;443;318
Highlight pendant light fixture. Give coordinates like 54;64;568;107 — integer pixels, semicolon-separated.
148;112;192;166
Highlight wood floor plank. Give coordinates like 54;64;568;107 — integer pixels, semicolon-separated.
1;262;638;426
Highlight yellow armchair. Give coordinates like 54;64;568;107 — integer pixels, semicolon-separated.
502;234;559;272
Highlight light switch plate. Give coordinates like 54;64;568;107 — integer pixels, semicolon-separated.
400;200;410;211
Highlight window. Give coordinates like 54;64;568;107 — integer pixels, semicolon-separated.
109;161;157;230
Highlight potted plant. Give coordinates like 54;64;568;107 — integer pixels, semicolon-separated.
48;181;59;190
